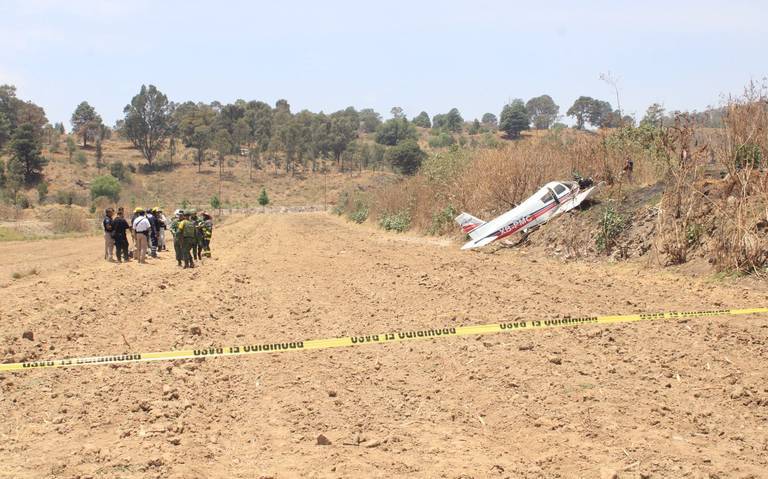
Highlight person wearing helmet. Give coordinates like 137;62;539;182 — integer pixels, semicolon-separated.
132;208;151;264
169;209;184;267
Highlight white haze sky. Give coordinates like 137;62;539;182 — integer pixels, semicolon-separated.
1;0;766;127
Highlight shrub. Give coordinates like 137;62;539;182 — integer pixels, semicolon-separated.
138;160;174;173
346;198;369;224
75;151;87;166
386;140;426;175
428;131;455;148
210;195;221;210
379;209;411;232
109;161;130;181
595;204;626;253
258;188;269;207
55;190;87;206
51;207;90;233
15;194;31;209
427;205;457;235
90;175;121;201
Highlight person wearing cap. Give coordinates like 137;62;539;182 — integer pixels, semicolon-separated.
169;209;184;267
132;208;151;264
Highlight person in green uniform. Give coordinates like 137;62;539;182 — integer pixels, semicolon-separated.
200;212;213;258
179;212;196;269
169;209;184;267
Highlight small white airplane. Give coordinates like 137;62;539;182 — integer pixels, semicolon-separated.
455;179;597;250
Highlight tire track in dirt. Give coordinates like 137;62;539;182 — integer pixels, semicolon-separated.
1;212;767;478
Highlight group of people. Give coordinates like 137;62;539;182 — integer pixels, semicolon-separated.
102;207;213;269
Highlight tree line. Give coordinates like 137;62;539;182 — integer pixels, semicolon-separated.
0;81;731;201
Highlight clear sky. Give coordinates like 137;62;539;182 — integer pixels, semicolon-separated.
1;0;765;127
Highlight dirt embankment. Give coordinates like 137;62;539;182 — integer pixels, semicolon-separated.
1;212;767;478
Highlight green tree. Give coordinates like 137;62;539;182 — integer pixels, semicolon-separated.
245;100;273;152
499;100;530;139
210;194;221;210
588;100;614;128
0;111;10;149
0;159;5;187
375;118;417;146
481;113;497;127
328;108;359;170
213;129;231;180
640;103;665;128
386;140;426;175
258;187;269;207
358;108;382;133
468;119;482;135
412;111;431;128
390;106;405;119
9;123;47;182
432;108;463;132
123;84;173;165
66;136;77;161
178;103;216;172
566;96;595;130
90;175;121;201
526;95;559;129
70;101;103;147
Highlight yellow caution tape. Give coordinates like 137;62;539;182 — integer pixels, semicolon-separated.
2;307;766;373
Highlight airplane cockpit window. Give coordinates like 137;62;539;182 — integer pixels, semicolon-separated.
540;191;554;203
554;184;567;196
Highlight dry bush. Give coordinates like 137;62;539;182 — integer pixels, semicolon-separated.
708;82;768;272
36;205;92;234
654;115;709;264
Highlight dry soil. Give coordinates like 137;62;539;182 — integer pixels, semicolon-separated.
1;213;767;478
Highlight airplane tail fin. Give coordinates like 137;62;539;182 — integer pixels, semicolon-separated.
455;212;485;235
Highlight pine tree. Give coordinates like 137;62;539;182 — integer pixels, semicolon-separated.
258;188;270;208
10;123;47;181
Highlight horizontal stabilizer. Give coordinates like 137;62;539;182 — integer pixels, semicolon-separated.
455;212;485;235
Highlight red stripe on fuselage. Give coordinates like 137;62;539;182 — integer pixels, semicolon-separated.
490;191;575;242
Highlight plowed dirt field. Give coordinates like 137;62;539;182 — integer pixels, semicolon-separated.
1;213;767;478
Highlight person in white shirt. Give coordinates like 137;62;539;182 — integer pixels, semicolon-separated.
132;208;151;264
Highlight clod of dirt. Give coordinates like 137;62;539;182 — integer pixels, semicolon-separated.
548;355;562;365
316;434;332;445
730;386;746;399
21;331;33;341
327;390;337;397
518;343;534;351
189;326;202;336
